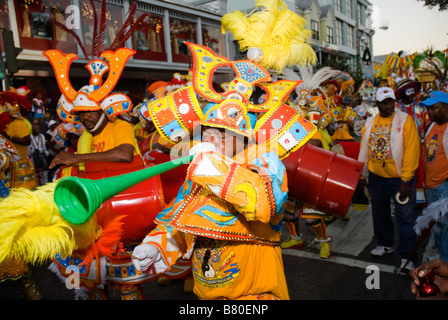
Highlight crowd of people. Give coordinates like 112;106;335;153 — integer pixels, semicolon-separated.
0;0;447;300
1;62;447;300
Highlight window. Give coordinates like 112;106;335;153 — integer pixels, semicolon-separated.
326;26;334;44
132;10;167;62
346;0;352;19
311;20;319;41
0;0;9;30
357;4;362;25
347;25;354;49
80;1;124;55
335;0;342;12
202;21;226;56
337;20;343;45
15;0;77;52
169;12;198;63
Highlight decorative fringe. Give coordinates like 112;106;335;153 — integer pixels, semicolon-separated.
414;198;448;236
222;0;316;71
0;183;76;265
77;208;125;267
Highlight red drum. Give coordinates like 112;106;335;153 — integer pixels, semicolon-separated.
76;157;164;244
143;150;188;204
336;141;361;160
282;144;363;218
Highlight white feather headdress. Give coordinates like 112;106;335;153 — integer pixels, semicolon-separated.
279;66;340;106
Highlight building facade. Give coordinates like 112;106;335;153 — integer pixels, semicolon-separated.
1;0;230;106
294;0;375;75
225;0;375;75
1;0;375;108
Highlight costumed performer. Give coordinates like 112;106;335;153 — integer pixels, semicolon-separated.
45;1;160;299
395;79;427;204
44;46;152;299
420;91;448;261
0;89;44;299
278;66;339;257
131;38;317;300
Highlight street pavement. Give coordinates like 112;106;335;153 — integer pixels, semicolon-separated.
0;204;431;301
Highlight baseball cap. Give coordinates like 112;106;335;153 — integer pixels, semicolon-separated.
419;91;448;107
376;87;396;102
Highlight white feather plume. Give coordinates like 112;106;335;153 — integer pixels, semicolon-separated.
414;198;448;236
279;66;340;101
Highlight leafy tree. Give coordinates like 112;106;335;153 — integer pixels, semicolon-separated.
417;0;448;11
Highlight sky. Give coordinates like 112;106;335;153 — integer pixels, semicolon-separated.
369;0;448;56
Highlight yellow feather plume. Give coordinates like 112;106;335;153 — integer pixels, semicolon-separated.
0;183;98;265
222;0;316;71
0;183;74;265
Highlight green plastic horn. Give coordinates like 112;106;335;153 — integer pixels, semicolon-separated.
54;155;193;225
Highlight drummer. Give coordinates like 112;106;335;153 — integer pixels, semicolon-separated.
281;107;334;259
49;107;141;170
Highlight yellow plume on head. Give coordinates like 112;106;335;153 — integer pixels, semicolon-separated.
222;0;316;71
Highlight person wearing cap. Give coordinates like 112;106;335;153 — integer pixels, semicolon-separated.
395;79;425;139
395;80;427;205
358;86;421;272
420;91;448;261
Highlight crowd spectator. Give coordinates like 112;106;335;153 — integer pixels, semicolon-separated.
29;122;49;185
358;87;421;272
420;91;448;261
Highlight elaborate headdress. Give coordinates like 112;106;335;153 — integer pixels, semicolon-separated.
0;87;32;119
44;48;135;123
221;0;316;72
279;66;340;108
394;79;421;99
46;1;149;124
53;122;85;148
141;42;316;160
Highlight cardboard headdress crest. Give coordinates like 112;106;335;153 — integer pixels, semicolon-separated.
142;42;316;159
44;1;149;124
44;48;135;123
